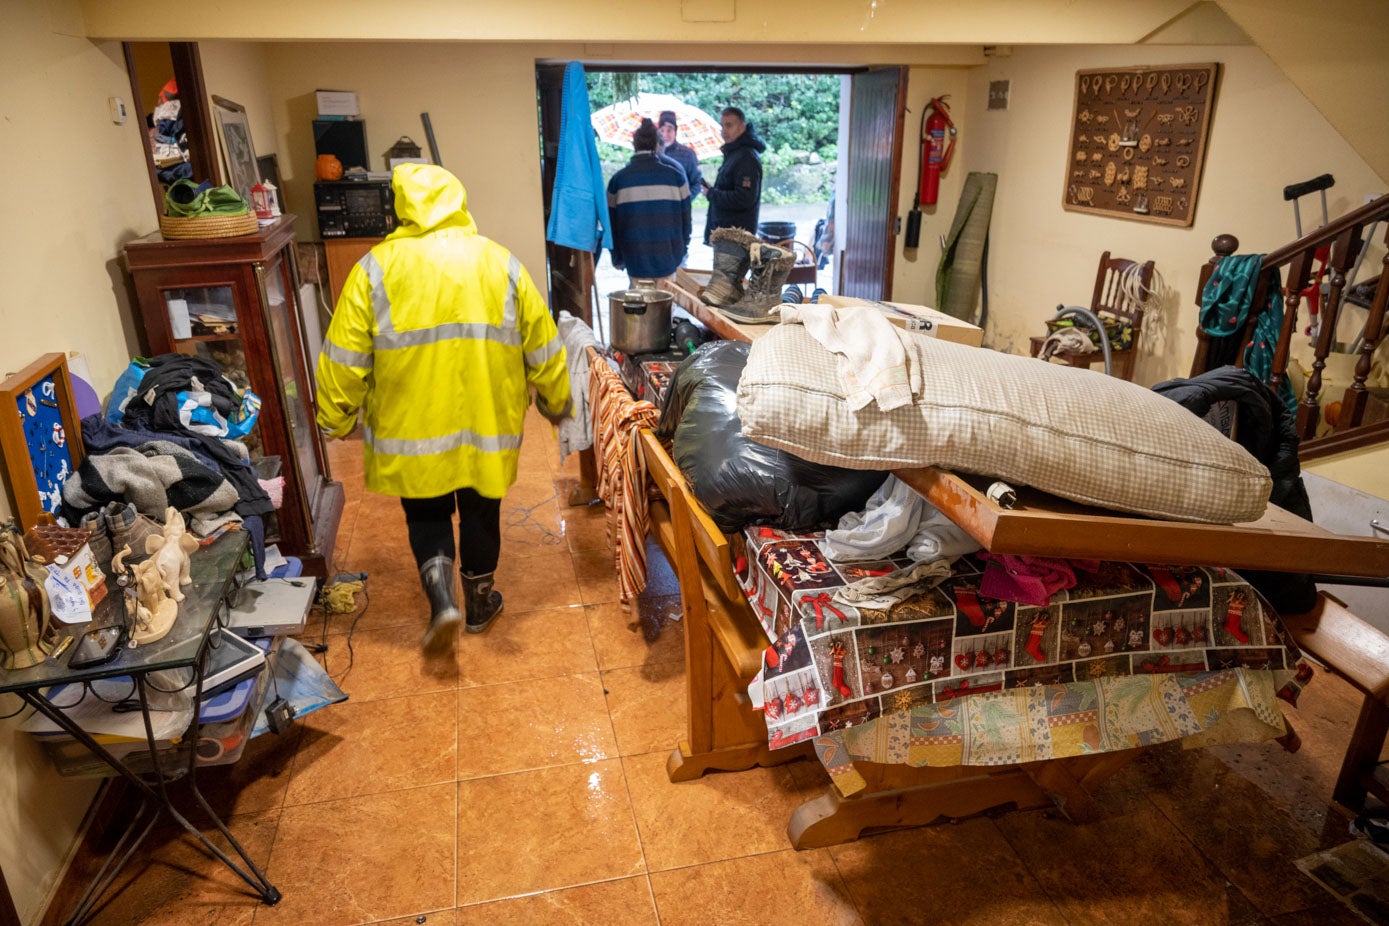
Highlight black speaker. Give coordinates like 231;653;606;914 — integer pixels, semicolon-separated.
313;119;369;171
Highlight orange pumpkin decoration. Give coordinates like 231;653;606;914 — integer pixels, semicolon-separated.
315;154;343;181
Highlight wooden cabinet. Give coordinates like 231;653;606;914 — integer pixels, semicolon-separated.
323;237;381;306
123;215;344;576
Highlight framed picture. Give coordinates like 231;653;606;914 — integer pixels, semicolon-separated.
0;354;85;530
212;95;260;206
1061;63;1220;227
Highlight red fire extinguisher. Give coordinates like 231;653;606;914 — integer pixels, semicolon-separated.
919;96;957;206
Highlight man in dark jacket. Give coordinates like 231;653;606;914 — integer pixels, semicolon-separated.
701;106;766;244
657;110;703;207
606;118;691;281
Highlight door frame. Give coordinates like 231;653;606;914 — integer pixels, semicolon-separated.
533;61;904;306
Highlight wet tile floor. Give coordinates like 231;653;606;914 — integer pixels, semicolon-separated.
57;408;1373;925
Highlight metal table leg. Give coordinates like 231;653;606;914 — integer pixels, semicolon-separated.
21;674;280;926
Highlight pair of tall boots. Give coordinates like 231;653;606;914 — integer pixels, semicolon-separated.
701;227;796;325
419;556;503;654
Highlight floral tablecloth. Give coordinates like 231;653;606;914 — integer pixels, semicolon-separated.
734;526;1308;796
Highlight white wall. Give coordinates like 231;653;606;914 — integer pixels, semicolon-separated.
959;43;1385;386
0;2;159;921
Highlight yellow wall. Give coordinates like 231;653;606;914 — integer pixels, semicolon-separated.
260;42;980;287
1304;446;1389;500
959;43;1385;386
1219;0;1389;180
0;3;157;921
81;0;1197;45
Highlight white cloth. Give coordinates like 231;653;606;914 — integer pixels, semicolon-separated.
831;560;953;610
556;311;600;461
822;475;980;563
779;303;918;412
1038;326;1095;360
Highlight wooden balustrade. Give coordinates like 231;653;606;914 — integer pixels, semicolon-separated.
1192;195;1389;457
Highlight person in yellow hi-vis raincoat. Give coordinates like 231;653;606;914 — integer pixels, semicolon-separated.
317;164;571;654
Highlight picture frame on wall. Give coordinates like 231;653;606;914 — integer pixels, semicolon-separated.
1061;63;1220;228
212;95;261;206
0;354;86;531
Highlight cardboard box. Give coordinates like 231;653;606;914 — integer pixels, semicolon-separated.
315;89;360;117
817;295;983;347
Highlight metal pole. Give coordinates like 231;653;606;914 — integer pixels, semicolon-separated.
421;112;442;167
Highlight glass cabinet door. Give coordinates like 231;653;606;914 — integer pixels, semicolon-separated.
259;254;325;518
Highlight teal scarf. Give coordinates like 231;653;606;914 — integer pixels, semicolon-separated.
1200;254;1297;415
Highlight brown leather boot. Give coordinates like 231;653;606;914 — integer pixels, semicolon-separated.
419;556;462;654
462;571;504;634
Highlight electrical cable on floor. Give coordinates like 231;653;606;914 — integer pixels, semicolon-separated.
0;694;27;720
315;574;369;682
504;490;564;547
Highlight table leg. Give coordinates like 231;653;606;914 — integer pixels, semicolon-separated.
20;676;280;926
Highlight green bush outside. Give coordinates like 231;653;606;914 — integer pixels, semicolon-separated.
587;71;839;205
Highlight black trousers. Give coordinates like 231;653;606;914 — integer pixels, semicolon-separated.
400;488;501;577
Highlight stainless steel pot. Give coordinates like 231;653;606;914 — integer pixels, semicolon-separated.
608;286;673;354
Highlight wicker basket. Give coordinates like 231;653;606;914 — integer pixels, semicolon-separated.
158;212;259;240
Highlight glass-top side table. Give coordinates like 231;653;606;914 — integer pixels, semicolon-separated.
0;531;281;925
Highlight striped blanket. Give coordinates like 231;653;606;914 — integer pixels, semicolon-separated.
589;356;661;604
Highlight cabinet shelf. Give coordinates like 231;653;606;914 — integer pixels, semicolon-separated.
124;215;343;577
175;332;241;343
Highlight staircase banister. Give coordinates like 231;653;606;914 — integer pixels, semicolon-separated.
1260;193;1389;270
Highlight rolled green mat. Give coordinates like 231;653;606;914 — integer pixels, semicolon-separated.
935;171;997;324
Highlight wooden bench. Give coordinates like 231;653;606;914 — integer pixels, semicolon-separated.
637;428;1139;848
1280;593;1389;812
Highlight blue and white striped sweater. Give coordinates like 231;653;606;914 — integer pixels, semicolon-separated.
606;153;691;279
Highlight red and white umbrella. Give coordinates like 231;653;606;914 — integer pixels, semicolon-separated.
590;93;724;160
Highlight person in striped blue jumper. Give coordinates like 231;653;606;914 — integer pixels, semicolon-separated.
606;118;691;282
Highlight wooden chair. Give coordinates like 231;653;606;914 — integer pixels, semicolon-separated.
1280;593;1389;813
1030;251;1155;381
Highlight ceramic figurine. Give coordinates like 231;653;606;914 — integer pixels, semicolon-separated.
0;533;51;669
145;507;198;603
113;544;178;645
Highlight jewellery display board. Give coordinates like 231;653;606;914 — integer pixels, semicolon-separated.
1062;63;1219;228
0;353;85;531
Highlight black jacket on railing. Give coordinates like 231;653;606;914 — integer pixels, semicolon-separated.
1153;366;1318;614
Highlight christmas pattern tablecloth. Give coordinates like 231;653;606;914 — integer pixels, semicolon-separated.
735;526;1307;796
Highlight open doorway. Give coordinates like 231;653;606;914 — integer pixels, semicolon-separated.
583;70;842;306
536;63;907;332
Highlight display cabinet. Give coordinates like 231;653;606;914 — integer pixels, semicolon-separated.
123;215;343;576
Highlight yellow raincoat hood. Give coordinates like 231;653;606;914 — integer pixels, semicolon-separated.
388;163;478;238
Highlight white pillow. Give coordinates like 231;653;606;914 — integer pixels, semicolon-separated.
736;324;1271;524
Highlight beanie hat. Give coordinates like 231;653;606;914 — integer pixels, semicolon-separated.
632;118;659;152
658;110;678;129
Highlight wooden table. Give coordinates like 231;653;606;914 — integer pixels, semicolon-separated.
633;279;1389;847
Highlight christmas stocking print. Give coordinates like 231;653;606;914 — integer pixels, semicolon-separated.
1224;590;1250;643
1023;614;1050;662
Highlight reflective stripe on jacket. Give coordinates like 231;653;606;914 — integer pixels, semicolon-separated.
316;164;570;499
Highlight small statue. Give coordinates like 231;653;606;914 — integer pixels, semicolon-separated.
145;507;198;603
113;544;178;645
0;530;51;669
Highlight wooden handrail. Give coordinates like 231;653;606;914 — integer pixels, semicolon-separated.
1192;193;1389;452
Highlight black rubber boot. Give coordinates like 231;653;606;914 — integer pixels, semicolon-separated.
701;228;752;307
419;555;462;654
720;239;795;325
463;571;504;634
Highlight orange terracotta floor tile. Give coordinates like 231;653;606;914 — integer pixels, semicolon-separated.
454;760;645;905
53;419;1379;926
